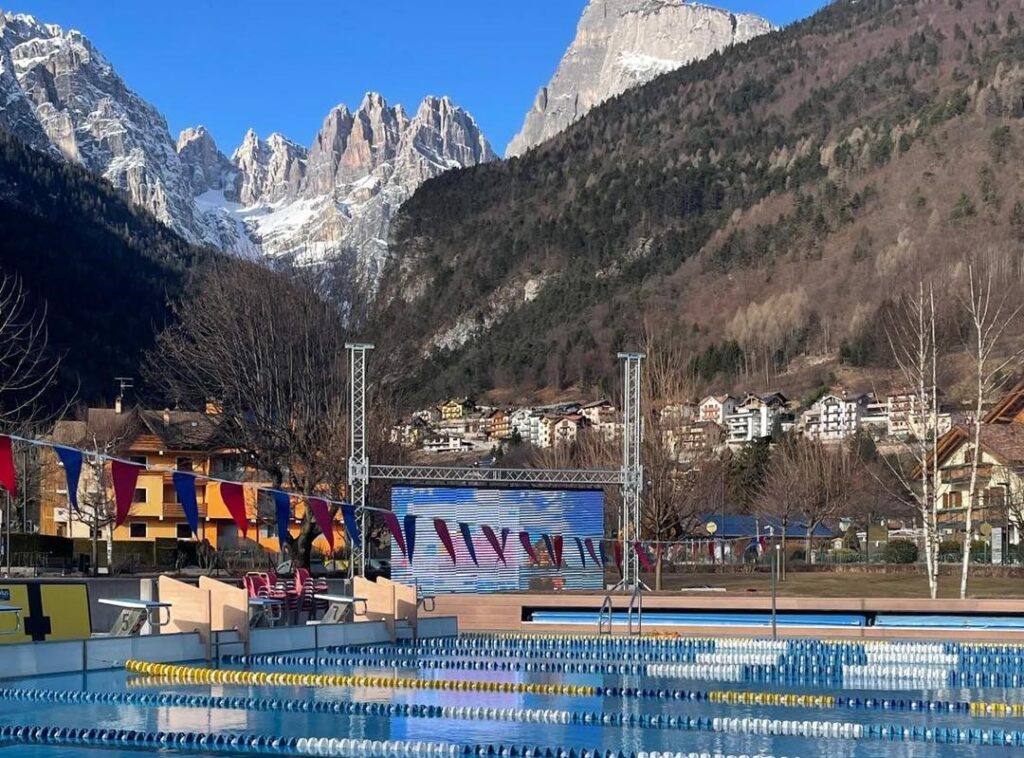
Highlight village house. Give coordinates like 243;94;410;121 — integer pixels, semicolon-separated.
440;398;475;421
802;390;869;442
485;409;512;441
725;393;788;447
928;380;1024;548
509;408;534;441
423;435;474;454
698;395;736;426
40;403;343;554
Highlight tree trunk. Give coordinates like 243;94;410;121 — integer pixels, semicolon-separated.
655;552;663;591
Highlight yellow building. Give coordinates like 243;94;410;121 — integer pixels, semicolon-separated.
42;405;344;556
441;399;473;421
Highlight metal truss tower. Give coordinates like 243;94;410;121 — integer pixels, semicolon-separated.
347;343;645;590
618;352;645;591
346;343;373;578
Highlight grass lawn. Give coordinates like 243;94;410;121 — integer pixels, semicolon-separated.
641;570;1024;599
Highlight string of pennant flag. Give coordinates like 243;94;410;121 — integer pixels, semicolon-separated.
0;433;767;571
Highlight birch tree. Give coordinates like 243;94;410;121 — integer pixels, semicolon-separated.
882;283;941;599
0;273;61;428
959;262;1024;598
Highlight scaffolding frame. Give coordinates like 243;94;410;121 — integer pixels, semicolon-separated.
347;345;645;590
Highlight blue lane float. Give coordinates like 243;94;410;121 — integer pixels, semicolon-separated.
0;724;800;758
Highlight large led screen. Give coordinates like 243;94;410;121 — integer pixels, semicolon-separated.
390;486;604;594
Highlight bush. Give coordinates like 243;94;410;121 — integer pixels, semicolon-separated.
827;547;861;564
883;540;919;564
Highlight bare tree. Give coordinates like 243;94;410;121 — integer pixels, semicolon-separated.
62;409;138;574
796;439;857;561
881;282;942;599
958;261;1024;597
754;434;805;579
146;260;395;568
0;272;62;429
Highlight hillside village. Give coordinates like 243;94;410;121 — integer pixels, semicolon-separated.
393;386;975;461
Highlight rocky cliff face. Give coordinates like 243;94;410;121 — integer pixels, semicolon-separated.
0;11;496;304
0;11;207;240
506;0;773;156
183;92;496;297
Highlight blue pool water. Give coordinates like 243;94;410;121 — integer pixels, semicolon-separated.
1;635;1024;757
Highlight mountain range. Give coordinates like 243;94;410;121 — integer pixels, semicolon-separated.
0;9;495;308
376;0;1024;403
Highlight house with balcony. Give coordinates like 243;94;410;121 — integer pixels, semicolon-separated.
699;395;737;426
724;393;788;447
484;410;512;441
41;404;344;555
440;398;475;421
802;390;869;442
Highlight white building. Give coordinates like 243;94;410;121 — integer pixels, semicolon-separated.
423;435;473;454
803;391;869;442
725;393;787;446
698;395;737;426
510;408;534;441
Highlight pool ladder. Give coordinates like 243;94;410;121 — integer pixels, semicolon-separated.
627;585;643;636
597;587;643;636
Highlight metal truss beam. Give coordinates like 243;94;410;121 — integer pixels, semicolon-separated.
347;343;373;578
370;465;624;487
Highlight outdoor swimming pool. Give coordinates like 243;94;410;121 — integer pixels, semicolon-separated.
1;635;1023;757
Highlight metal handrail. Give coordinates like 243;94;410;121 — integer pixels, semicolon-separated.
627;585;643;636
597;594;614;636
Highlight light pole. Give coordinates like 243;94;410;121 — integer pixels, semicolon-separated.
768;525;778;639
998;481;1011;564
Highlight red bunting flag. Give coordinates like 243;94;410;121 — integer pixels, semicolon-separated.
434;518;457;565
308;497;334;552
0;435;16;497
481;525;507;566
519;531;539;565
220;482;249;539
635;541;654;572
585;537;600;566
110;460;142;527
613;540;624;568
382;511;407;559
553;535;564;568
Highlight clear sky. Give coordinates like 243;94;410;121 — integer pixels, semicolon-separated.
5;1;830;154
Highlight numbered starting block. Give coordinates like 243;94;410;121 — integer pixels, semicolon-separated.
248;597;284;628
311;594;367;625
0;605;22;636
98;599;171;637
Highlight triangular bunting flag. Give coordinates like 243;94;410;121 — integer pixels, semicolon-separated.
270;490;292;550
342;504;361;548
308;497;334;552
481;524;506;565
382;511;407;559
172;471;200;536
542;534;556;567
434;518;457;565
634;541;654;572
500;527;510;555
553;535;564;569
519;531;539;565
585;537;600;566
220;481;248;539
0;436;16;498
54;446;82;511
111;460;142;528
404;514;418;563
574;536;587;568
458;522;478;567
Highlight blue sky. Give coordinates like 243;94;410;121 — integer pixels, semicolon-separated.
7;1;829;154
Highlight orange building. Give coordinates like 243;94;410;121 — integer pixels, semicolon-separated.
41;404;344;556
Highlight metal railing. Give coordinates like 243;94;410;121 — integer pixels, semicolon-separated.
627;585;643;636
597;594;614;636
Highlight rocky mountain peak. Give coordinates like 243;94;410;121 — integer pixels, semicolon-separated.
176;125;239;200
506;0;773;156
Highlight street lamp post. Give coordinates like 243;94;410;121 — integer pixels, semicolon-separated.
998;482;1011;564
768;525;778;639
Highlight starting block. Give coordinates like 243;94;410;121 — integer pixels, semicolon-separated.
311;594;367;625
98;599;172;637
248;597;284;628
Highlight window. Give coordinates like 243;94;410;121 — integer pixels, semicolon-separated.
129;455;148;466
133;487;147;504
964;449;975;464
176;457;194;472
942;491;963;510
129;522;147;539
176;523;193;540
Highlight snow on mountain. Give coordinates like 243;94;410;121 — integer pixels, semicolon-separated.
0;10;497;304
506;0;774;156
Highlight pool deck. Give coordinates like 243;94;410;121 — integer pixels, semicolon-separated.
419;592;1024;641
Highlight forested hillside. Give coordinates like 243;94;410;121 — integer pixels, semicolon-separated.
0;130;215;407
377;0;1024;402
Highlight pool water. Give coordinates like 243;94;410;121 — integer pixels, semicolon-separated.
1;635;1023;757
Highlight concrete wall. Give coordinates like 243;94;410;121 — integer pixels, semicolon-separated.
247;620;390;655
417;616;458;638
0;632;205;680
